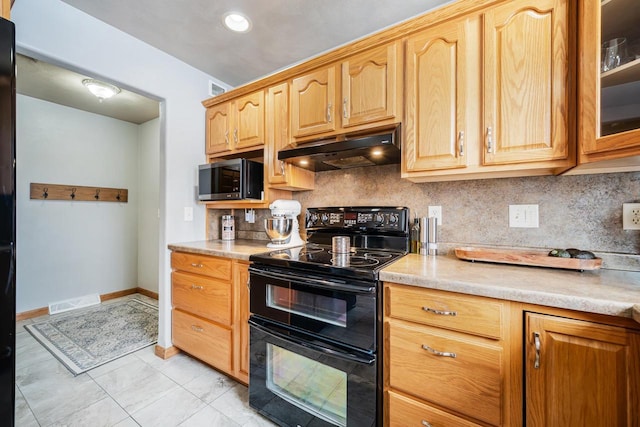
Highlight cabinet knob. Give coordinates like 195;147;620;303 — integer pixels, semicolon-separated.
191;284;204;290
343;98;348;119
191;325;204;333
458;131;465;157
421;421;433;427
224;130;229;146
422;344;456;358
190;263;203;268
422;306;457;316
327;103;332;123
280;160;286;177
233;128;238;143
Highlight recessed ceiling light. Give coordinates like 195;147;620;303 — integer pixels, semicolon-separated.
371;149;383;156
299;160;309;166
223;12;251;33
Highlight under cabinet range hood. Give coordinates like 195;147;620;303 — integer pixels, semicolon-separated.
278;126;401;172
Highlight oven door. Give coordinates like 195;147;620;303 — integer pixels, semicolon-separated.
249;266;377;352
249;316;376;427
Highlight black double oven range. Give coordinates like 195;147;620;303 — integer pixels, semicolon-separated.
248;206;410;427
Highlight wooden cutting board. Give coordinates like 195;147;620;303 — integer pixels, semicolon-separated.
454;246;602;271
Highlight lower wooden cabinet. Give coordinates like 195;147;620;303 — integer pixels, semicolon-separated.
388;390;483;427
171;251;250;384
525;312;640;426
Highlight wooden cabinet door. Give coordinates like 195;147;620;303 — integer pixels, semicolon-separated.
1;0;10;19
266;83;290;185
404;18;471;171
341;42;400;128
206;102;233;154
233;261;250;384
483;0;570;165
291;66;337;138
235;90;265;150
525;313;640;426
578;0;640;159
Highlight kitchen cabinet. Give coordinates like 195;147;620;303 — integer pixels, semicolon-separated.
341;41;402;129
525;312;640;426
1;0;10;19
575;0;640;171
264;82;315;191
170;251;249;384
291;65;338;139
384;283;512;426
403;0;574;181
291;42;402;142
404;15;475;172
205;90;265;156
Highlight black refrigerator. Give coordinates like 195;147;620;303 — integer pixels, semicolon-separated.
0;16;16;426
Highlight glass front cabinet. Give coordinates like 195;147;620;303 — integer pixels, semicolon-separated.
578;0;640;167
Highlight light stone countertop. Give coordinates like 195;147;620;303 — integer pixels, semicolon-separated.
380;254;640;320
168;239;272;261
168;240;640;322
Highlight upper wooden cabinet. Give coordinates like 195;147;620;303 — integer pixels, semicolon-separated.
291;66;338;139
525;312;640;426
575;0;640;171
265;82;314;191
404;17;473;172
403;0;574;181
341;42;402;128
205;90;264;156
483;0;571;166
291;42;402;142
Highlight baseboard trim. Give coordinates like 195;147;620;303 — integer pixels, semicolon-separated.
16;307;49;321
155;345;180;360
17;287;160;320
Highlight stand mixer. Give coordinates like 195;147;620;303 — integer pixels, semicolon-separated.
264;200;305;248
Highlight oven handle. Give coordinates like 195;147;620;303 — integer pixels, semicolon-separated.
249;267;376;294
249;318;376;366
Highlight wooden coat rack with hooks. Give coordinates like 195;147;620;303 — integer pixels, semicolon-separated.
30;183;128;203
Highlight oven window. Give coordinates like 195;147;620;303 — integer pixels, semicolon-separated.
266;285;348;327
266;343;347;427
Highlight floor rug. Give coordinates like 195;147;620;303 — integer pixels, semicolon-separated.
25;298;158;375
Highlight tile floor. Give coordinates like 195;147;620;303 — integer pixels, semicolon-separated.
14;294;278;427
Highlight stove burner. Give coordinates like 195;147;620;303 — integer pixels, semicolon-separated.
332;256;380;267
300;246;324;256
328;249;356;255
362;252;393;259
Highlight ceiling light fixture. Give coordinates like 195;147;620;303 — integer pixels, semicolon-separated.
82;78;121;102
223;12;251;33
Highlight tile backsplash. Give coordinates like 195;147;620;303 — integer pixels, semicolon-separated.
207;165;640;270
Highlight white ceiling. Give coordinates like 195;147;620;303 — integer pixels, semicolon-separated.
17;0;453;124
58;0;451;87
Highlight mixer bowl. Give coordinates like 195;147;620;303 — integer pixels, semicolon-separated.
264;217;293;244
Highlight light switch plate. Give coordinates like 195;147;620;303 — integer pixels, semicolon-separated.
509;204;539;228
428;205;442;226
184;206;193;222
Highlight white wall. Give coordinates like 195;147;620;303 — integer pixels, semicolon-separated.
12;0;231;347
138;118;160;293
16;95;139;312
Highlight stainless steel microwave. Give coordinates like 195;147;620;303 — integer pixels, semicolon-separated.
198;159;264;201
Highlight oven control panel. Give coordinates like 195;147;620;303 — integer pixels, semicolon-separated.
306;207;409;232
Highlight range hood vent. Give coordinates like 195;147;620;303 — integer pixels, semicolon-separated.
278;126;401;172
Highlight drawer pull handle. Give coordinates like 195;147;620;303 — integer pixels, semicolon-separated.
422;344;456;358
191;325;204;332
191;284;203;290
534;332;541;369
422;306;457;316
190;263;203;268
421;421;433;427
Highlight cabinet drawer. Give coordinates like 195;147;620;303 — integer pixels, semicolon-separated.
388;390;483;427
172;309;232;373
388;320;502;426
386;284;503;339
171;252;232;281
172;271;232;325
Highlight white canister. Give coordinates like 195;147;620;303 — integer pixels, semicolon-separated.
221;215;235;240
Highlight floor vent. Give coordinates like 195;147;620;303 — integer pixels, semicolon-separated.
48;294;101;315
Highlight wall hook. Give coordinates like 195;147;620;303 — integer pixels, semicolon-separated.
43;188;48;199
94;189;101;200
116;190;121;201
70;188;76;199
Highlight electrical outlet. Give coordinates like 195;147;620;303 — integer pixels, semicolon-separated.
428;205;442;226
509;204;539;228
623;203;640;230
183;207;193;222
